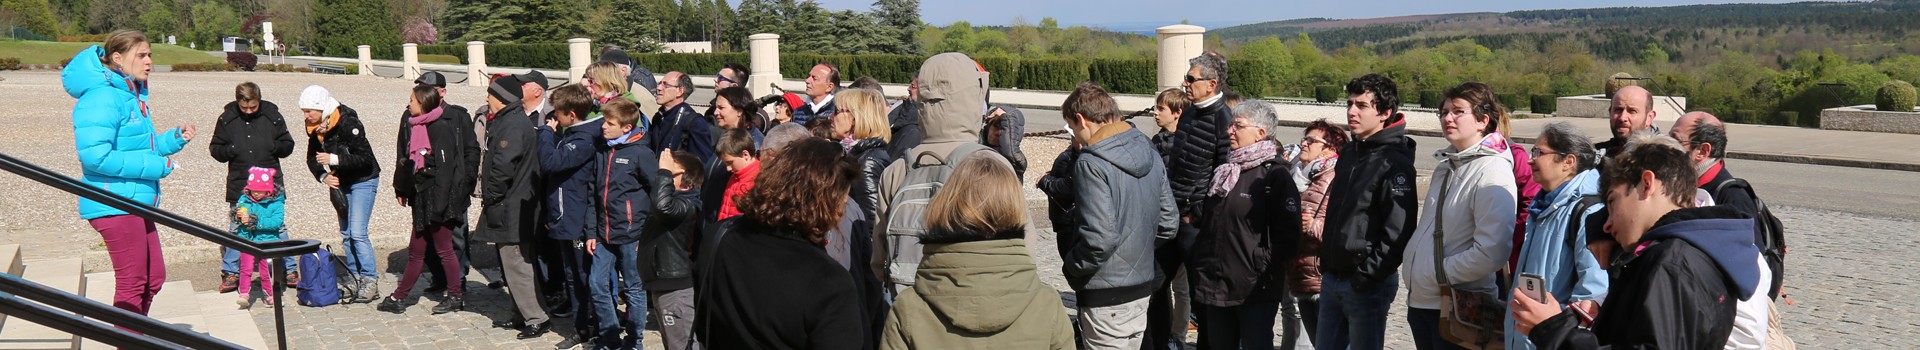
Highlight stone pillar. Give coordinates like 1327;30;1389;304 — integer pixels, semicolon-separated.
1156;24;1206;92
568;38;591;84
356;45;372;77
402;43;420;81
467;41;489;87
748;33;782;98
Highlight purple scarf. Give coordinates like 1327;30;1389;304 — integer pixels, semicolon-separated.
406;107;443;172
1209;140;1279;196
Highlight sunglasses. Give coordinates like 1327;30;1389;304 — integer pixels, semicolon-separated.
716;75;737;85
1184;75;1214;84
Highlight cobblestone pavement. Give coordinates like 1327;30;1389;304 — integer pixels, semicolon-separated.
4;70;1918;348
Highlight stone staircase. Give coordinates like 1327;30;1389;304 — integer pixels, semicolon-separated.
0;244;270;349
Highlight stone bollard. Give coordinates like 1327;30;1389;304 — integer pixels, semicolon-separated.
1156;24;1206;93
748;33;782;98
568;38;591;84
357;45;372;77
468;41;489;87
402;43;420;81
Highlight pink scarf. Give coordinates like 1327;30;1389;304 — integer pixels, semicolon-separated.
1209;140;1278;196
406;107;443;172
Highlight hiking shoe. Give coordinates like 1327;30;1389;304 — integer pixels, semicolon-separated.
219;272;239;293
432;296;465;314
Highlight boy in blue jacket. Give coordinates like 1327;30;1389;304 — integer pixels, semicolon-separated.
591;97;659;349
536;84;607;347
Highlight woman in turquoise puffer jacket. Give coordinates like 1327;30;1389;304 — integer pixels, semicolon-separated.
62;30;196;317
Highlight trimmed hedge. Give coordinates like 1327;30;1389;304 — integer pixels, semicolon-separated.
1018;59;1087;91
975;56;1020;89
1876;80;1916;112
1530;95;1558;114
171;63;240;72
226;52;258;71
1314;85;1342;103
0;57;19;70
1088;59;1156;94
1228;59;1280;98
1421;90;1444;109
1497;93;1529;112
1774;111;1800;127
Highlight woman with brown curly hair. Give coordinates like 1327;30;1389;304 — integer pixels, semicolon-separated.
693;138;868;349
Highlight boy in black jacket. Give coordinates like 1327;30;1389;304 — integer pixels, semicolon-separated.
212;82;296;292
1513;135;1759;350
641;150;704;350
590;98;659;349
1316;74;1418;350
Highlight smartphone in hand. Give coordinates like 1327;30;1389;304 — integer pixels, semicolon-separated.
1518;273;1548;303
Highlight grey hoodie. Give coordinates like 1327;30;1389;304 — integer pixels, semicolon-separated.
1060;122;1180;307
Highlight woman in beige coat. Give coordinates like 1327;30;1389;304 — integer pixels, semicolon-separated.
881;156;1074;350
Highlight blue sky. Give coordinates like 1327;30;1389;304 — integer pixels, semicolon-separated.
807;0;1812;30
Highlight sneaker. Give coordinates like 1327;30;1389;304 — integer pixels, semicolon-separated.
219;272;239;293
235;298;252;309
284;272;301;288
432;296;464;314
554;336;587;350
376;296;407;314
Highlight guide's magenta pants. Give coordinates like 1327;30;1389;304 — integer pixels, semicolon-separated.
88;215;166;319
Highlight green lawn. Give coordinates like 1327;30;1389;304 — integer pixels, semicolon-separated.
0;40;225;65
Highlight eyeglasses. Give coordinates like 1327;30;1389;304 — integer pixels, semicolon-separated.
1301;136;1326;147
1530;147;1563;159
669;171;686;179
1184;75;1214;84
657;82;681;91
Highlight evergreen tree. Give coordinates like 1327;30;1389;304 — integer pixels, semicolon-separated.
870;0;919;54
730;0;779;49
597;0;663;52
314;0;399;57
509;0;585;43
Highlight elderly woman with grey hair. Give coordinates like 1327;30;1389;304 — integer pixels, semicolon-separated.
1187;100;1305;350
1504;122;1611;350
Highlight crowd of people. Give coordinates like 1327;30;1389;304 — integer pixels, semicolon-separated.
62;28;1796;350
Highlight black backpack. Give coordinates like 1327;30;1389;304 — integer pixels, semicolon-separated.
1713;178;1787;300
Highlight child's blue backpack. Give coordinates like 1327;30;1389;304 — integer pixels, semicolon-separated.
296;246;342;307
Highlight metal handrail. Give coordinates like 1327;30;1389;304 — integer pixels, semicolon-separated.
0;274;243;349
0;152;318;349
0;153;320;259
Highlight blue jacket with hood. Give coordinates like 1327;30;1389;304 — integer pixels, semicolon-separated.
1528;206;1760;350
63;45;191;220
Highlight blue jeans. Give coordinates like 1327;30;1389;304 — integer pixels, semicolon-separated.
1317;273;1398;350
335;177;379;279
590;241;647;346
